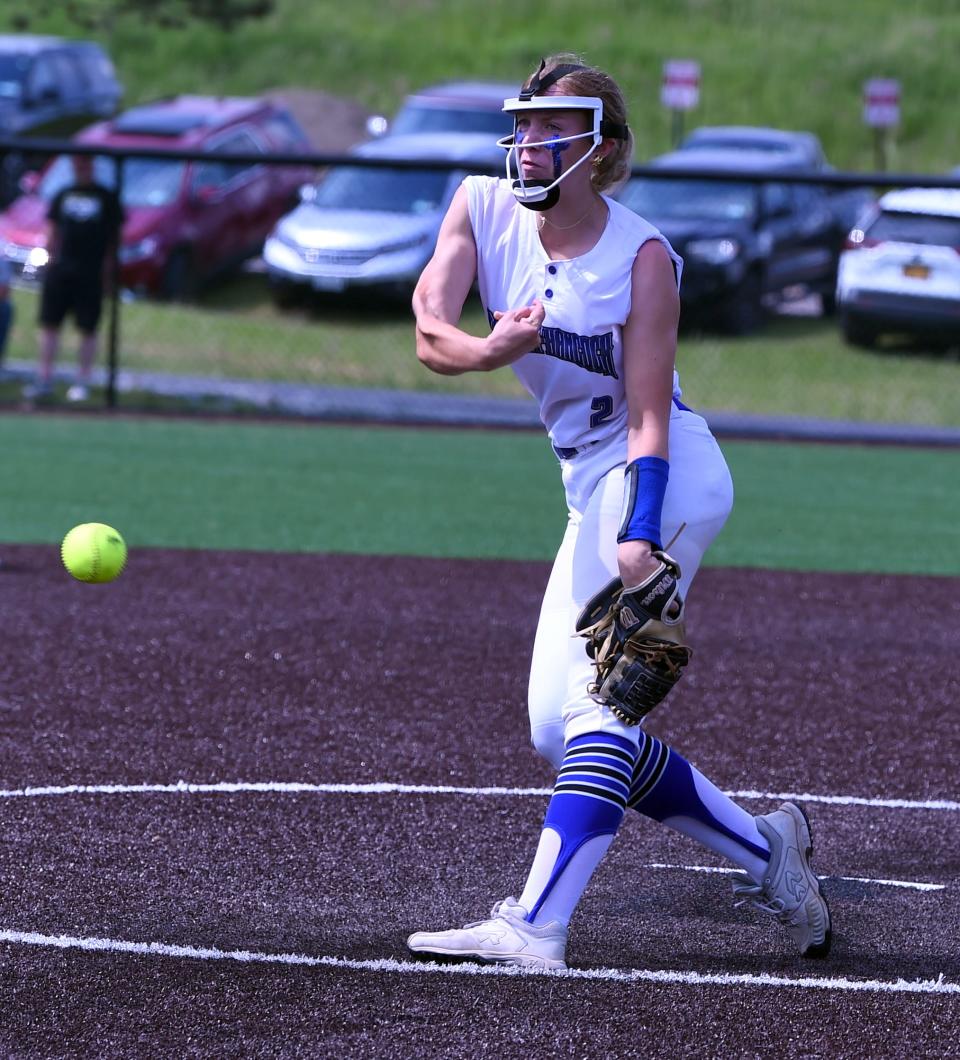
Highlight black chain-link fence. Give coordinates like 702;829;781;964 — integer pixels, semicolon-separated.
1;135;958;440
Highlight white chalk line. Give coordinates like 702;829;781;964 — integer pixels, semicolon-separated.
646;863;945;892
0;779;946;894
0;927;956;997
0;779;957;813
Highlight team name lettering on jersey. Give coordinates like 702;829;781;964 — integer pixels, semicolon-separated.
487;309;618;379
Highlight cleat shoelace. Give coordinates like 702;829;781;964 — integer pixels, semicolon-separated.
732;880;799;925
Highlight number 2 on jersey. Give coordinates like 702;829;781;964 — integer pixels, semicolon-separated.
590;396;614;429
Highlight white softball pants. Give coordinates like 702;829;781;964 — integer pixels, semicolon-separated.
528;405;735;770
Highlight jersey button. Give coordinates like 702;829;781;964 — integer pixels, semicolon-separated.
544;289;553;298
548;265;557;275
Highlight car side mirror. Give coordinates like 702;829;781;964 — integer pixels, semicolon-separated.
30;86;61;106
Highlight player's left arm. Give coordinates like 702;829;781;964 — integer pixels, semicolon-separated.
617;239;681;589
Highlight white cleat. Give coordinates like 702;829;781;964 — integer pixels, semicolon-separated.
407;897;567;970
732;801;832;958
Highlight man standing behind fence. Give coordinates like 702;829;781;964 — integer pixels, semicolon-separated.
22;155;123;403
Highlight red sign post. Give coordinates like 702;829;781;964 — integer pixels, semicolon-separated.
863;78;900;170
661;60;701;147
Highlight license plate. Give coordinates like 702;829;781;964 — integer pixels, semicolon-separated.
903;263;930;279
312;274;346;291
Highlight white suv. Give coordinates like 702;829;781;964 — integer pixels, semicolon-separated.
836;187;960;347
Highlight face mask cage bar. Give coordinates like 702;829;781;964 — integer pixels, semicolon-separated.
497;95;605;206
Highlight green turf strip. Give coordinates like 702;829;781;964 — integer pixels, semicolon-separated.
1;414;957;576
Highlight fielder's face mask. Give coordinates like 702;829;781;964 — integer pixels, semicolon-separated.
498;60;629;211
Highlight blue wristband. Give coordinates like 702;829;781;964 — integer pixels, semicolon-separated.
617;456;669;548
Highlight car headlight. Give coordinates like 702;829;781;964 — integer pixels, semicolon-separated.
26;246;49;268
119;237;158;264
685;238;741;265
270;227;299;250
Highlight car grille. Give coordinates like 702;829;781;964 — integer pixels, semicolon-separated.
298;247;375;266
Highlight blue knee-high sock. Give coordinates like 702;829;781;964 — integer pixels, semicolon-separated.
518;732;636;927
629;733;770;879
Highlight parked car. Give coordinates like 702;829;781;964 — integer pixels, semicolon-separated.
617;147;844;332
262;131;502;302
677;124;875;234
366;81;516;140
836;187;960;347
0;94;314;298
0;34;123;205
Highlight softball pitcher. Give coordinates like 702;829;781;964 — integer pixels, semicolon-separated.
407;55;831;969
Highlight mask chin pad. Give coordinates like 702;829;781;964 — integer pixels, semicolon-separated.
511;178;560;211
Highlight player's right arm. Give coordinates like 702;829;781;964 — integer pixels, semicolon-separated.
413;184;544;375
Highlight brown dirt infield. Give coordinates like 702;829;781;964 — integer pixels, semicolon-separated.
0;546;957;1057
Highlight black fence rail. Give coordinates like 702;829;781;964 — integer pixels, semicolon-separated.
1;134;958;437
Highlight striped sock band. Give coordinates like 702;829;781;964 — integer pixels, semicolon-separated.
553;732;637;810
627;732;671;809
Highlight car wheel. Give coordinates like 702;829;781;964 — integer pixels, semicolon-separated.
721;271;764;335
840;311;876;349
161;248;198;301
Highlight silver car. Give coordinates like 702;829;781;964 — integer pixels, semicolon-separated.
262;132;503;302
366;80;516;139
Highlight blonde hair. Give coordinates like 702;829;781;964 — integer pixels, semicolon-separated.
520;53;634;194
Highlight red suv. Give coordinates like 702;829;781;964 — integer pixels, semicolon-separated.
0;95;314;298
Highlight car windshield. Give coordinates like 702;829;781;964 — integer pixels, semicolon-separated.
0;53;30;98
313;165;450;214
392;104;512;138
619;178;757;222
38;154;187;207
868;211;960;247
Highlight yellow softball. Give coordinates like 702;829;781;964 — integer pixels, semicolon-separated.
61;523;128;583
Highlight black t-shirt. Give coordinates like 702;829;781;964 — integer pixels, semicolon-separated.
48;182;124;271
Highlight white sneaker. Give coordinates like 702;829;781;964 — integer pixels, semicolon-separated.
732;801;832;958
66;383;90;402
407;897;567;970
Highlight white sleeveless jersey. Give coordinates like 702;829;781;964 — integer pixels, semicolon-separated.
464;175;683;450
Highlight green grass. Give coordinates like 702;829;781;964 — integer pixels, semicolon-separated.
7;284;960;423
7;0;960;172
1;414;958;575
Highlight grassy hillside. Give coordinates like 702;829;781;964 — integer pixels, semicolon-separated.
6;0;960;172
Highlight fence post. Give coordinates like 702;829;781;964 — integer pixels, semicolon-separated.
105;155;124;410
